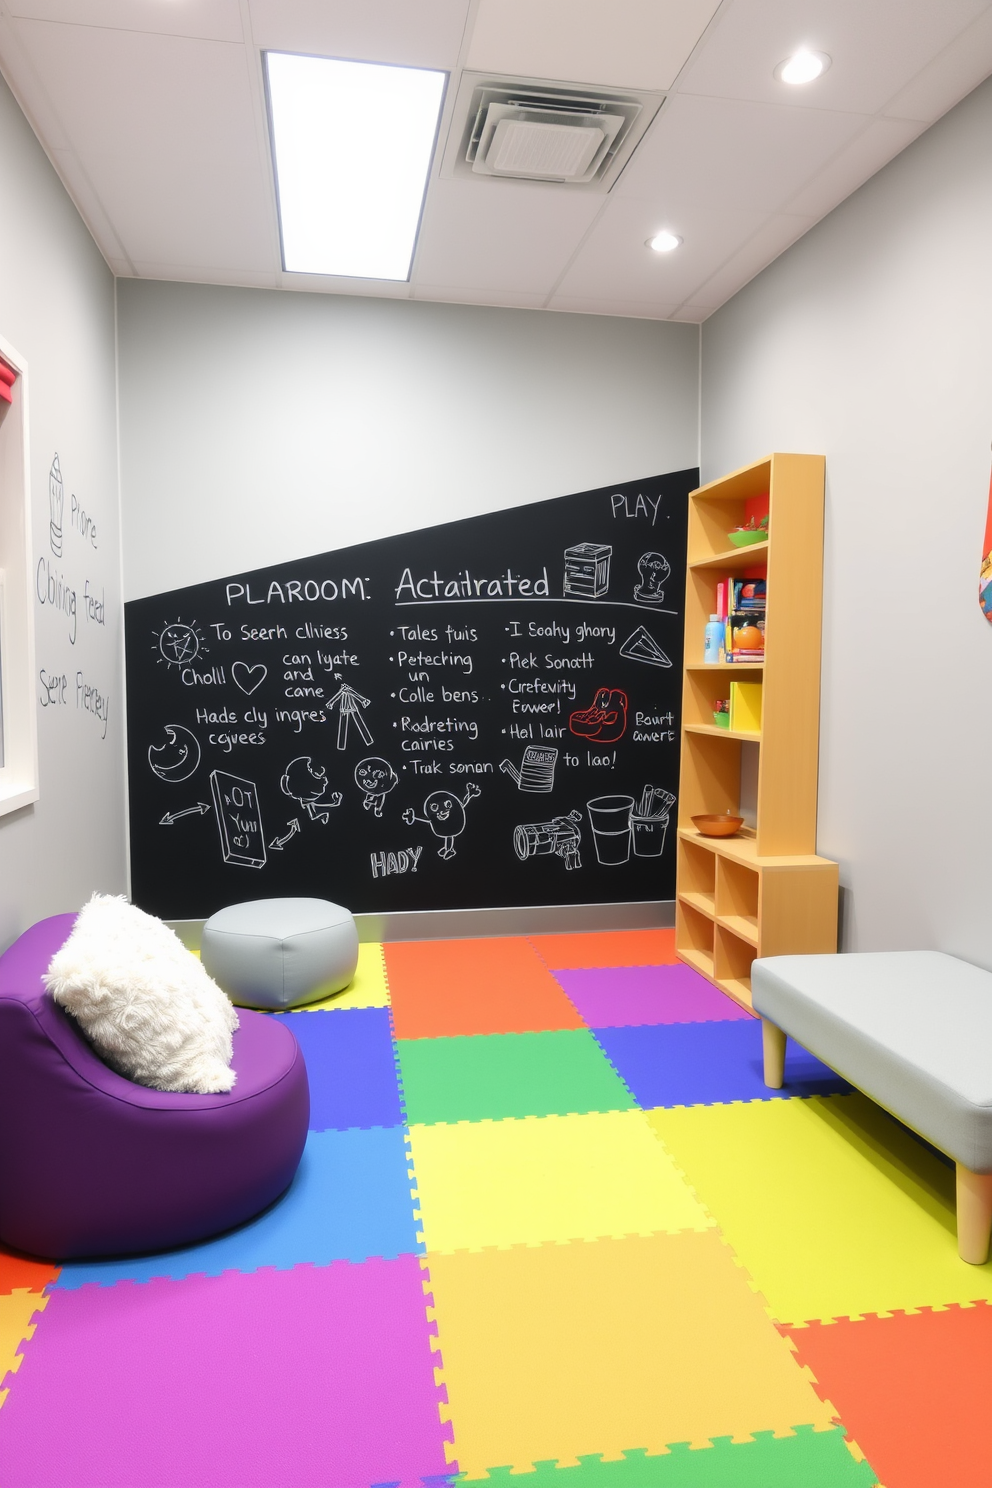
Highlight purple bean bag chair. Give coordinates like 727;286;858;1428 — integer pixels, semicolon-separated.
0;913;309;1261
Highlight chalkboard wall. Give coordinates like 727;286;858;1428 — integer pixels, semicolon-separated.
125;470;694;919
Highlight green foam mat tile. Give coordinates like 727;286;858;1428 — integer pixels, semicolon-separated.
457;1427;877;1485
396;1028;635;1125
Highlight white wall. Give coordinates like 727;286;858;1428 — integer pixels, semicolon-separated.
702;78;992;963
0;72;124;949
116;281;699;601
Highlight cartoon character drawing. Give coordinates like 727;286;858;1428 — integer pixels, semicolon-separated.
355;757;399;817
280;756;342;823
569;687;628;744
403;783;481;860
634;551;671;604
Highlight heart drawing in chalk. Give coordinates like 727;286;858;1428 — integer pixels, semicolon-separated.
232;662;267;696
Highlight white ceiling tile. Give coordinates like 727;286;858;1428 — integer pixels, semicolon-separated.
279;273;411;298
616;93;868;215
7;0;244;42
411;286;550;309
248;0;470;70
465;0;721;91
783;116;927;216
668;304;716;321
680;212;813;308
552;195;767;306
677;0;989;116
547;294;681;319
129;261;280;287
883;6;992;121
412;177;602;294
12;19;275;271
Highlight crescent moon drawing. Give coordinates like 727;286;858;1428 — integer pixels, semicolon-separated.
148;725;201;783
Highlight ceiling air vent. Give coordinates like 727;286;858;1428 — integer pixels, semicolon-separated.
441;75;665;192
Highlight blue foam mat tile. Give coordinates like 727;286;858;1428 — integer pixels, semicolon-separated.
276;1005;404;1131
592;1018;851;1109
55;1126;421;1289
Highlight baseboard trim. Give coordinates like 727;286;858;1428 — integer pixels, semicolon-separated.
168;899;674;951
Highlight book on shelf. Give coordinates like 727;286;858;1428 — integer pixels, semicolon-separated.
728;679;762;733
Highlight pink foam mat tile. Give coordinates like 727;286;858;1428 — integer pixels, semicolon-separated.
553;963;753;1028
0;1258;454;1488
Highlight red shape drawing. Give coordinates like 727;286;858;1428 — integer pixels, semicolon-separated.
569;687;628;744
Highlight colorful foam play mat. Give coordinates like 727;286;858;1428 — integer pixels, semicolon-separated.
2;930;990;1486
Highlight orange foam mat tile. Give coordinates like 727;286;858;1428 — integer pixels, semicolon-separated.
423;1229;836;1478
529;929;678;970
0;1251;58;1296
385;937;584;1040
784;1304;992;1488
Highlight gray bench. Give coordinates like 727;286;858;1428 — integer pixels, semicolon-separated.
752;951;992;1265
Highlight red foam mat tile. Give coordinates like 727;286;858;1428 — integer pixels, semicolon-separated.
529;929;678;970
784;1304;992;1488
385;937;584;1039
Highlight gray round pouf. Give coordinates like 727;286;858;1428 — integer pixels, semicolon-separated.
201;897;359;1010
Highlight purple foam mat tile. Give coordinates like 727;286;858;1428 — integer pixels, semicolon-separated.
554;963;753;1028
0;1257;454;1488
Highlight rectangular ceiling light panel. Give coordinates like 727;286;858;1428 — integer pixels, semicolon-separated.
266;51;446;281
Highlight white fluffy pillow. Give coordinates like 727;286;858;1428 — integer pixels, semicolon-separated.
44;894;239;1094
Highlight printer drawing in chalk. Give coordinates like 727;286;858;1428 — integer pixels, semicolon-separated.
563;542;611;599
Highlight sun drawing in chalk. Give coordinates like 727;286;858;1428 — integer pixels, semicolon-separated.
152;617;208;668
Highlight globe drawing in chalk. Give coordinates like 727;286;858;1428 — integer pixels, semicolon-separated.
148;725;201;783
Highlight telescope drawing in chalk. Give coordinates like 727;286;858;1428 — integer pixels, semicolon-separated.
500;745;558;793
514;811;583;871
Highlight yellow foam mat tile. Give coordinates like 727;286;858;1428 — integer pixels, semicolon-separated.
409;1109;713;1254
0;1290;48;1407
300;942;390;1011
423;1230;837;1476
647;1093;992;1326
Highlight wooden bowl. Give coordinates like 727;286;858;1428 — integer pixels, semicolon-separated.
692;813;744;837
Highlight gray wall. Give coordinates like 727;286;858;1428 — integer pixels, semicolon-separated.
702;78;992;962
0;72;124;949
116;281;700;600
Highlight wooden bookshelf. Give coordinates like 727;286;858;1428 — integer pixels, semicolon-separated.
675;454;838;1011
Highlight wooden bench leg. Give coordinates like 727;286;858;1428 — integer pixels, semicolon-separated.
761;1019;787;1089
956;1164;992;1264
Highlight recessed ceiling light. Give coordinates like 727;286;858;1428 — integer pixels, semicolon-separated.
647;230;682;254
266;52;446;281
775;48;831;85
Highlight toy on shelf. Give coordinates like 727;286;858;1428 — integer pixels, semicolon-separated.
727;513;769;548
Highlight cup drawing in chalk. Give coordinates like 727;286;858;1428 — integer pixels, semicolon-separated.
631;785;677;858
514;811;582;870
49;453;64;558
586;794;635;865
500;745;558;793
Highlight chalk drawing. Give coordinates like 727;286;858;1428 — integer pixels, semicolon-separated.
586;794;635;865
153;618;207;669
634;551;671;604
355;757;399;816
159;801;211;827
148;724;201;782
618;625;671;668
370;845;423;878
49;453;64;558
514;811;583;870
569;686;628;743
209;769;266;868
500;745;558;792
280;756;342;823
232;661;267;696
563;542;611;599
403;783;481;860
269;818;301;851
326;682;373;751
